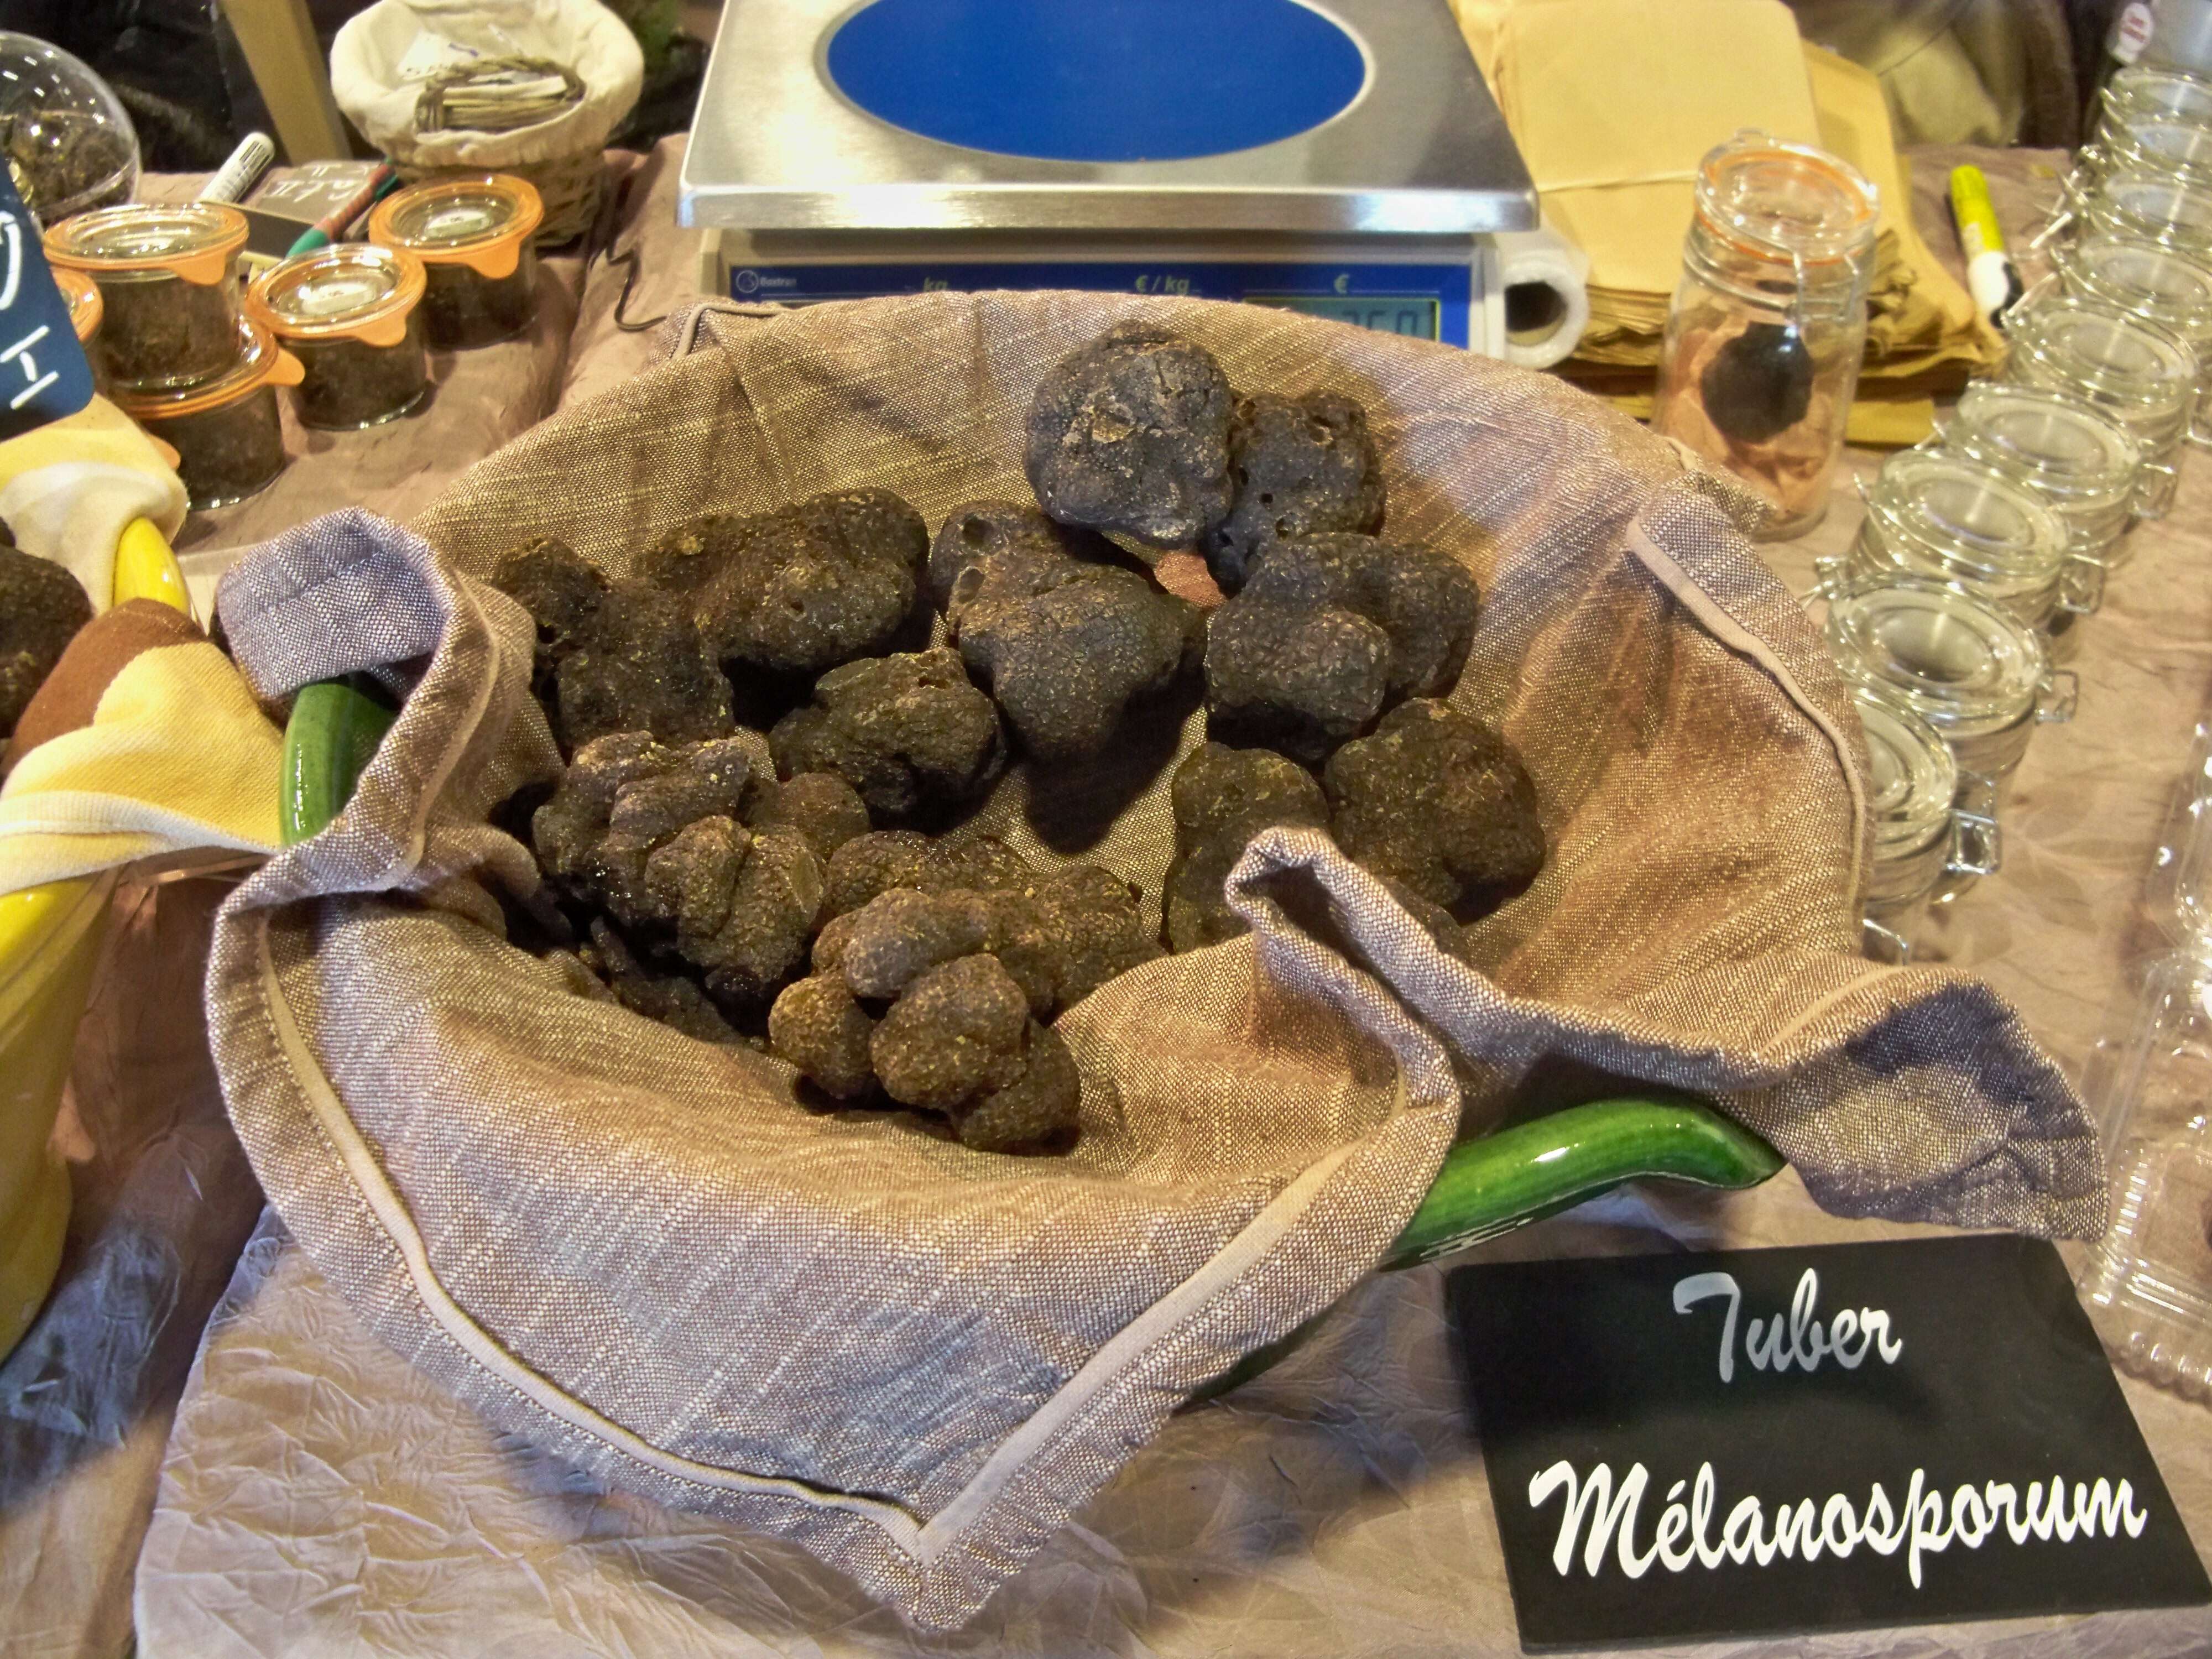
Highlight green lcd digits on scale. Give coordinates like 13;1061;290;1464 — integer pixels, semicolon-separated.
278;684;1781;1381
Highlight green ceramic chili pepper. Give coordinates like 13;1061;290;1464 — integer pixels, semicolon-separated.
280;675;398;846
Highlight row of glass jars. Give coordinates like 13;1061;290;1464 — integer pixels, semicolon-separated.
36;174;544;509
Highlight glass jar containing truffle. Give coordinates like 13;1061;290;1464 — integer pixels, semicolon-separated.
42;202;248;393
2048;236;2212;445
54;265;102;397
1823;577;2070;784
245;244;429;430
1855;684;1997;962
1937;383;2140;575
367;174;542;350
1653;131;1879;540
1850;451;2078;641
2000;293;2196;519
113;318;302;509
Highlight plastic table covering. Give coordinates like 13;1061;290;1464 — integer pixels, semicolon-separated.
15;140;2212;1656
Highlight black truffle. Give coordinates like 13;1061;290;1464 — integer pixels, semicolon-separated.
1162;742;1331;951
821;829;1034;919
1699;321;1814;445
488;536;733;752
1205;392;1385;592
489;535;608;702
580;918;742;1045
1204;533;1478;765
641;488;928;676
740;770;872;864
1323;700;1545;917
768;648;1005;819
1024;322;1235;552
533;732;824;1010
0;546;92;739
770;848;1149;1152
933;499;1200;762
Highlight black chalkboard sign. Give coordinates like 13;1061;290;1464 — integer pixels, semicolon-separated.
1451;1236;2211;1650
0;170;95;441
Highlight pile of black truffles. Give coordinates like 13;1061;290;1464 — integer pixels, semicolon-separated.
494;320;1544;1156
1;542;93;744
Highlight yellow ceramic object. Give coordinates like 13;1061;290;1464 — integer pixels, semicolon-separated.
0;519;189;1359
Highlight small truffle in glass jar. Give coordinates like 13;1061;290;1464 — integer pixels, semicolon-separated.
367;174;542;350
114;318;302;509
43;202;248;393
1653;132;1880;540
246;243;429;430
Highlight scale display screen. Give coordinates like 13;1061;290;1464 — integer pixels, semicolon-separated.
1248;295;1441;338
723;260;1475;346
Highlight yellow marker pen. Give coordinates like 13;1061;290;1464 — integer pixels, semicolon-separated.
1950;165;2024;328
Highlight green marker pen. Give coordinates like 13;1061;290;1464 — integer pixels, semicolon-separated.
1949;164;2024;328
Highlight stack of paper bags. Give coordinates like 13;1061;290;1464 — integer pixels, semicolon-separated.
1450;0;2002;444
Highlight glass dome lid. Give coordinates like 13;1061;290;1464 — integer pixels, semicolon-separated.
1946;383;2140;499
1860;451;2068;589
1855;684;1956;858
1825;577;2047;737
2006;294;2196;411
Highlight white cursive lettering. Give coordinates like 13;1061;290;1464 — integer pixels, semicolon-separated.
1674;1268;1902;1383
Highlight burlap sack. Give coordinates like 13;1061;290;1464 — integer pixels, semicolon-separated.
205;292;2102;1630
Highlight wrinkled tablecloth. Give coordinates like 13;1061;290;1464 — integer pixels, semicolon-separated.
15;139;2212;1657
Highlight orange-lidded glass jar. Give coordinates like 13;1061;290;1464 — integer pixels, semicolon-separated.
113;318;302;509
246;244;429;430
367;174;542;349
43;202;248;393
54;265;101;394
1653;131;1880;539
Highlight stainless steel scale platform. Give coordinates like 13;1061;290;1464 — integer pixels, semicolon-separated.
679;0;1562;356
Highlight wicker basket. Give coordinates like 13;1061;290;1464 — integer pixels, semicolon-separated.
393;56;606;244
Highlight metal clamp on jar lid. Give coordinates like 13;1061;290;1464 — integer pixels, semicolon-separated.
2002;293;2197;519
1938;382;2138;575
1856;685;1999;962
43;201;249;393
367;174;544;349
112;316;303;509
1851;450;2073;630
1824;576;2070;783
244;244;430;430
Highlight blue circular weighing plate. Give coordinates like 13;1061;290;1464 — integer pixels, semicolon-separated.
825;0;1370;164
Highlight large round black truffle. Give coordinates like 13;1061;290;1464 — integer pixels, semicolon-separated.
1699;321;1814;445
641;488;928;676
1205;392;1385;592
0;545;93;739
768;648;1005;819
1203;532;1478;766
933;499;1200;763
1162;742;1330;951
1323;700;1545;919
489;536;733;753
1024;322;1235;552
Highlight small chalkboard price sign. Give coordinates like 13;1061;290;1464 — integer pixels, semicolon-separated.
1451;1236;2211;1649
0;169;94;442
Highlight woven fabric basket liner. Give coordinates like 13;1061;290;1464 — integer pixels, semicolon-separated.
205;291;2103;1630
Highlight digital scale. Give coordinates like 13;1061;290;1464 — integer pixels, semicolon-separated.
681;0;1572;360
